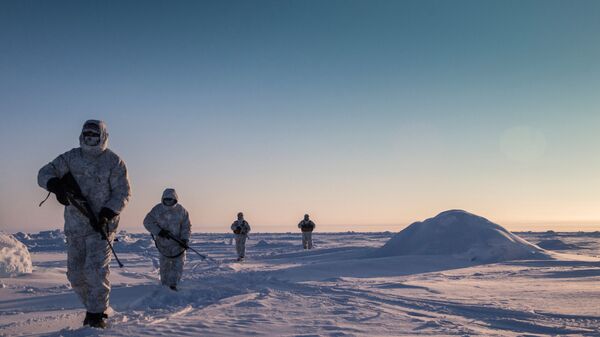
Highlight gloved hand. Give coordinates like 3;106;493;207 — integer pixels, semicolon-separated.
99;207;118;223
158;229;170;238
233;227;241;234
92;219;108;240
46;178;69;206
94;208;117;238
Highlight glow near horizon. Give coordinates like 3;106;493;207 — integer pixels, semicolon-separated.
1;1;600;233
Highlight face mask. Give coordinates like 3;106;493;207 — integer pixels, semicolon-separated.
82;131;101;146
162;198;177;206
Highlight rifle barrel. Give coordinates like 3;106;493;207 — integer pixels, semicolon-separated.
165;232;207;260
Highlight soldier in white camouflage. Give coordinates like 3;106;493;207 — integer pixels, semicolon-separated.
38;120;131;328
143;188;191;291
298;214;315;249
230;212;251;261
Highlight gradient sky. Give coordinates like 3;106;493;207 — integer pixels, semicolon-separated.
1;0;600;233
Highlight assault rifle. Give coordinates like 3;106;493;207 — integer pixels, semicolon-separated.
59;172;124;267
154;228;208;260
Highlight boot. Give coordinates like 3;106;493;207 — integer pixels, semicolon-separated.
169;285;177;291
87;312;107;329
83;311;92;326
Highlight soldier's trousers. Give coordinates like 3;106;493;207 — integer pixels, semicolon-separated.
66;232;112;313
159;253;185;287
235;234;247;258
302;232;313;249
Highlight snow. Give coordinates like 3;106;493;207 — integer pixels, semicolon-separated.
1;217;599;336
14;229;65;252
378;210;546;262
536;238;580;250
0;232;33;277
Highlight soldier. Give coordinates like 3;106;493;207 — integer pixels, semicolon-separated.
298;214;315;249
230;212;251;261
143;188;191;291
38;120;131;328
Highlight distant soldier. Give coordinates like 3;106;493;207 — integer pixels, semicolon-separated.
143;188;191;291
298;214;315;249
38;119;131;328
231;212;251;261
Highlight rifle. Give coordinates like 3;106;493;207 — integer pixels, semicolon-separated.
151;226;214;263
59;172;124;268
157;229;208;260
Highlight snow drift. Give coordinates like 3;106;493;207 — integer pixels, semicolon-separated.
0;232;33;277
536;239;579;251
378;210;546;262
14;229;65;252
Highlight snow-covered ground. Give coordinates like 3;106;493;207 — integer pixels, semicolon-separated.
1;227;599;336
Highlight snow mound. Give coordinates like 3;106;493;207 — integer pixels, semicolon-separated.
0;233;33;277
536;239;579;251
254;239;294;248
114;236;154;253
378;210;545;262
255;240;271;247
16;229;66;252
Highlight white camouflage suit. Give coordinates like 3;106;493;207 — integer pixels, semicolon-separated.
37;120;131;314
143;189;191;287
298;219;316;249
231;219;251;258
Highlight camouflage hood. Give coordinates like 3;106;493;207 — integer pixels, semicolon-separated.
79;119;108;156
162;188;179;202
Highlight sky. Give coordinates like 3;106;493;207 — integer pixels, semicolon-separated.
1;0;600;233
